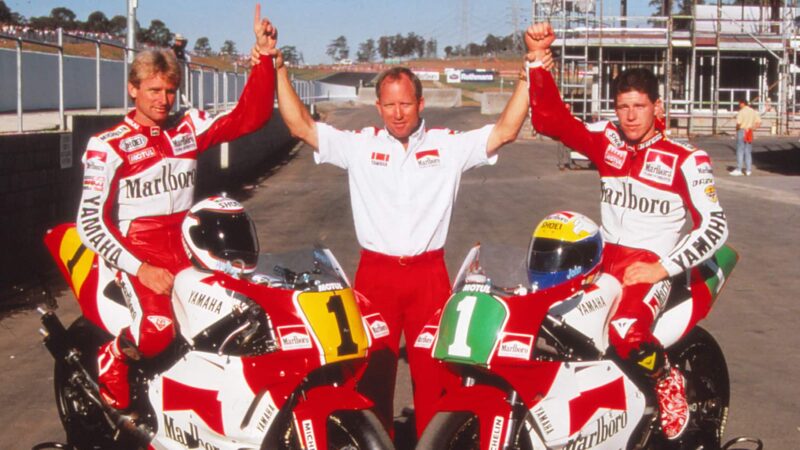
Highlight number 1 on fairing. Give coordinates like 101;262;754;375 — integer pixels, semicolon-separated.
327;294;358;356
448;295;477;357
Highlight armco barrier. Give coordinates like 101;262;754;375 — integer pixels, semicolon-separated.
0;113;295;304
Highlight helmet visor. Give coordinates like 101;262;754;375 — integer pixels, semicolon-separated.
528;238;600;273
190;210;259;267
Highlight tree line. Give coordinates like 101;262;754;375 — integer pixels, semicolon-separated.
326;31;525;64
0;1;240;57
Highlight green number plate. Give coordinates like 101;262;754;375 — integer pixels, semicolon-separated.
433;292;508;366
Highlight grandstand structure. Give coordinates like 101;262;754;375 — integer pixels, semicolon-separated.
534;0;800;135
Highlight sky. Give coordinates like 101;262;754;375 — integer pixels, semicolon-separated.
5;0;658;64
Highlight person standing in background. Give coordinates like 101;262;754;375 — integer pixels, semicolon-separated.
731;98;761;176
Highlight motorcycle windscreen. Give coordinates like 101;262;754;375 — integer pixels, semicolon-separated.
296;289;369;364
434;292;509;366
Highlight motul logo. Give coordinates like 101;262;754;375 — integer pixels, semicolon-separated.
123;164;197;199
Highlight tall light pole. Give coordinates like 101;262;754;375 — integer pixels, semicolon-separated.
127;0;137;62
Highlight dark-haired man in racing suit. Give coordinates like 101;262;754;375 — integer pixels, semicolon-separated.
524;23;728;439
77;6;277;410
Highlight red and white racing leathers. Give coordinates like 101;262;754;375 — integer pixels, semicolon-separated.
77;55;275;357
528;66;729;359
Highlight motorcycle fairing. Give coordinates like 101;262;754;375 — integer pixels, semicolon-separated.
172;270;254;343
528;361;645;449
294;289;370;364
654;245;738;347
45;223;130;334
290;385;375;450
433;291;510;366
149;352;253;448
150;352;295;448
553;274;621;352
433;384;517;450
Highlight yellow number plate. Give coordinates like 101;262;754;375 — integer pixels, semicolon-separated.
296;289;368;364
58;226;95;295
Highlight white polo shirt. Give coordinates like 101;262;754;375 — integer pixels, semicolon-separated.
315;120;496;256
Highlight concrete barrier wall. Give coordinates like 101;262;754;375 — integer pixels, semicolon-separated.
424;89;462;108
481;92;512;115
357;87;462;107
0;49;246;113
318;82;357;101
0;112;295;299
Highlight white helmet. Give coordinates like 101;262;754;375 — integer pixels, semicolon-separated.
181;196;259;274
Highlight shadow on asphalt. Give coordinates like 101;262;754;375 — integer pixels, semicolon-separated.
751;142;800;175
692;136;800;176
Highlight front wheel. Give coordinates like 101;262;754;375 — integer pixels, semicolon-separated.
265;409;393;450
328;410;393;449
416;411;534;450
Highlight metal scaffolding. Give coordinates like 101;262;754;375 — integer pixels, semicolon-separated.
532;0;800;135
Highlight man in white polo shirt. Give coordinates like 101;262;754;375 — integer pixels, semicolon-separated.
256;48;546;437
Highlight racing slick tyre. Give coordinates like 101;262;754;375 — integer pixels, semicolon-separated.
416;411;534;450
328;410;394;449
265;409;393;450
53;317;119;450
659;326;730;450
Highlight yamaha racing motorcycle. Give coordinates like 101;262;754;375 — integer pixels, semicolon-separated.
415;243;737;450
40;223;394;450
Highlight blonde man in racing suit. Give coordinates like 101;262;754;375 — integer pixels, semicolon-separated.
524;23;729;440
77;5;277;410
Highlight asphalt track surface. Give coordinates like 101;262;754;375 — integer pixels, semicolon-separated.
2;105;799;449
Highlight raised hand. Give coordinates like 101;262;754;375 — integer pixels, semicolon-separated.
525;23;556;63
525;23;556;51
253;3;278;55
251;45;284;68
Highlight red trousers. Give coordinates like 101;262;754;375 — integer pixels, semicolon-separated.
354;248;458;437
118;215;190;357
603;243;672;359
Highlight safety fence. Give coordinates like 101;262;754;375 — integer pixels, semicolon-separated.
0;28;248;133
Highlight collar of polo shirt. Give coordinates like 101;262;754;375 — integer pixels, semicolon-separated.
384;119;427;152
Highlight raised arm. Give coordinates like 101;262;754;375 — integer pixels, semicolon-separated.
275;57;319;149
193;4;277;149
526;23;605;161
486;44;556;157
485;73;529;158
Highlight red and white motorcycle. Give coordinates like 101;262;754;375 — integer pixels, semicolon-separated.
41;223;393;450
415;242;738;450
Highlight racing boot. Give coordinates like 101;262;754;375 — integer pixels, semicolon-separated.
97;335;136;410
655;365;689;439
613;341;690;440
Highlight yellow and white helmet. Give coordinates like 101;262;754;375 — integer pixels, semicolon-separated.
526;211;603;292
